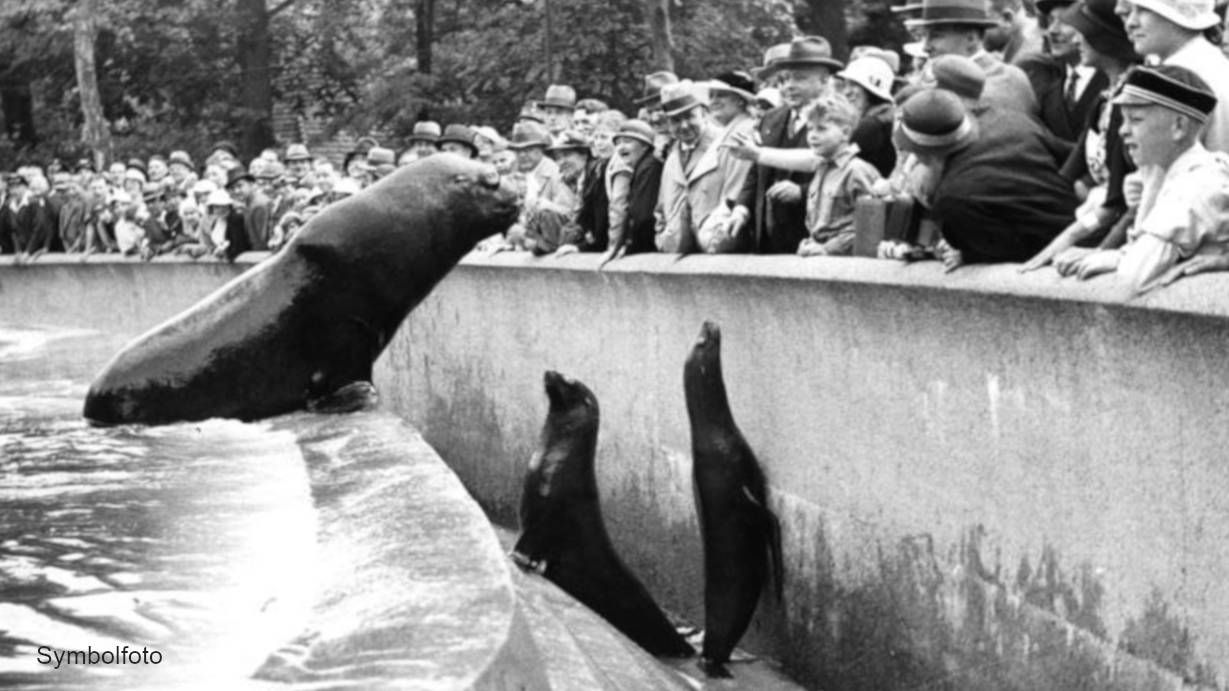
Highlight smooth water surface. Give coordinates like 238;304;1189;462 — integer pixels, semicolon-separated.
0;326;317;690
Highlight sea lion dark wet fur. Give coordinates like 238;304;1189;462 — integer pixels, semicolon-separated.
83;154;519;425
684;320;783;677
512;370;694;658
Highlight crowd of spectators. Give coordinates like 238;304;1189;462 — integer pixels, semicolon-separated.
6;0;1229;292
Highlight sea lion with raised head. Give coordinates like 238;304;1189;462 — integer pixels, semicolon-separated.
512;370;694;658
83;154;519;425
684;320;783;677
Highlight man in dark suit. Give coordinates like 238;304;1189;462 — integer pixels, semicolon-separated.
726;36;844;254
1015;0;1109;143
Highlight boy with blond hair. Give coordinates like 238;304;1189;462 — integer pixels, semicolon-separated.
725;91;882;255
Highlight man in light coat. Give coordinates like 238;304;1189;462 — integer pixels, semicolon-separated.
653;81;725;253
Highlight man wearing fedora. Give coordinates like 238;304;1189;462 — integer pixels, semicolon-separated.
520;132;592;255
540;84;578;143
903;0;1040;115
654;81;728;253
1117;0;1229;153
225;166;271;252
284;144;314;185
727;35;843;254
406;121;441;161
633;71;679;160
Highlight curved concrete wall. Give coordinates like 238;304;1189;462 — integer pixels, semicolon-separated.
376;253;1229;690
4;252;1228;689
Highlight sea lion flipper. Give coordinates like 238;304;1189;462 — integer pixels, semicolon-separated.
739;485;784;601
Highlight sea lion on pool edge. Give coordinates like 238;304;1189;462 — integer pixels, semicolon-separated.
684;320;783;678
83;154;519;425
512;370;694;658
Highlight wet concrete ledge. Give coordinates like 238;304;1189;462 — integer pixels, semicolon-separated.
4;252;1229;689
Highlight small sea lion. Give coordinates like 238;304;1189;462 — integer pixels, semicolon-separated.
512;370;694;658
83;154;519;424
684;320;783;677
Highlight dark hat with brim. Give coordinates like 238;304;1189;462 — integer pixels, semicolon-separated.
1112;65;1217;122
1060;0;1139;64
1036;0;1076;15
709;70;758;104
904;0;999;28
774;35;845;71
437;124;479;155
225;166;255;189
894;88;980;156
507;121;553;150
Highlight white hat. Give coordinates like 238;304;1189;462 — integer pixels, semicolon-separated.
1126;0;1219;30
205;189;234;207
192;179;218;195
756;87;783;110
333;177;361;196
838;57;895;103
124;168;147;184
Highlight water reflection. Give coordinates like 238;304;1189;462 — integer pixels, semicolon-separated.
0;326;317;690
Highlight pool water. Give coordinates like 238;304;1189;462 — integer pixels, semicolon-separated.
0;326;317;690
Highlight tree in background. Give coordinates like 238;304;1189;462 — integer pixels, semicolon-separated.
0;0;899;166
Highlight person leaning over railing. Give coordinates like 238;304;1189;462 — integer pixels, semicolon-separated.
894;88;1077;271
1049;65;1229;291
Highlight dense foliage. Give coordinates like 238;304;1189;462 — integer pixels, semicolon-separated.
0;0;901;164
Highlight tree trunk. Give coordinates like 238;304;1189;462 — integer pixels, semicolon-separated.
645;0;674;72
72;0;111;171
0;76;36;146
415;0;435;73
236;0;276;161
797;0;849;61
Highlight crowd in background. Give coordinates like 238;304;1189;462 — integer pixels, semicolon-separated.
6;0;1229;292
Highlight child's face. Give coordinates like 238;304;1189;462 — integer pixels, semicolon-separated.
807;118;847;159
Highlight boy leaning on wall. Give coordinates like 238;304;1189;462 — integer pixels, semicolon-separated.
1057;65;1229;292
723;92;882;257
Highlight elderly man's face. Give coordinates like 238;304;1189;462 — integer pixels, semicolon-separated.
287;159;312;177
541;105;573;134
668;106;708;146
923;25;981;58
780;66;831;109
515;146;546;172
1119;104;1181;167
554;149;589;179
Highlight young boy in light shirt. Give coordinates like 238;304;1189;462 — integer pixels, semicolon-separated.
725;92;882;256
1062;65;1229;290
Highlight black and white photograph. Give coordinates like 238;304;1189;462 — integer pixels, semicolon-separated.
2;0;1228;688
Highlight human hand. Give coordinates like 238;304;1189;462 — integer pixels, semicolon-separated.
554;244;579;257
1073;180;1090;202
721;205;749;237
1122;173;1144;209
797;238;827;257
935;239;963;273
766;180;802;204
1053;247;1094;277
1074;250;1120;280
720;132;761;161
1154;253;1229;288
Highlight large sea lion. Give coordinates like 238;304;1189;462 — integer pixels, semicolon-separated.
83;154;518;425
684;321;783;677
512;370;694;658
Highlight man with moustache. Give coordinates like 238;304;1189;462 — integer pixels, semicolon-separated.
654;80;726;252
724;36;844;254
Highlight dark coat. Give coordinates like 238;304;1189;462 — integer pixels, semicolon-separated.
16;196;59;254
735;105;813;254
577;157;610;251
224;209;250;261
624;153;663;255
933;107;1078;263
0;196;16;254
1017;53;1108;145
851;102;896;178
1062;92;1134;216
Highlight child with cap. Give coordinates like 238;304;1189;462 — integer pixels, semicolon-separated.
1056;65;1229;290
725;92;882;256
